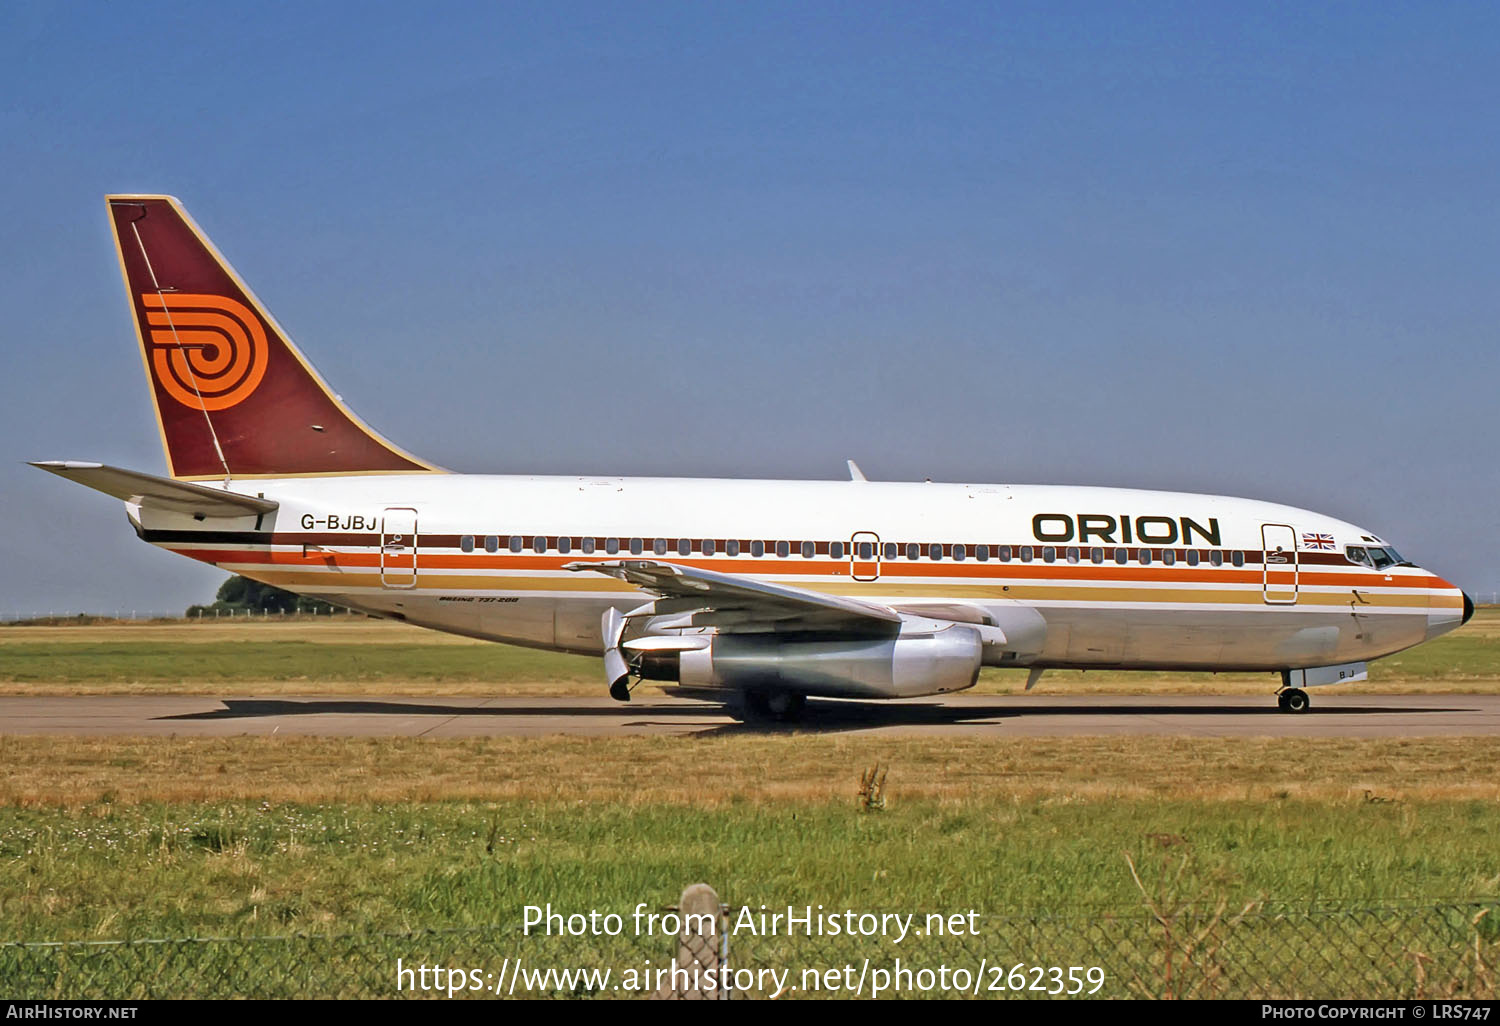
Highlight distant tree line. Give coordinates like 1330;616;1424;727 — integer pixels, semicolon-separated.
187;575;340;617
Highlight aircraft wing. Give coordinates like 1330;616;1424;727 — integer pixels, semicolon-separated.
563;559;902;631
29;461;279;518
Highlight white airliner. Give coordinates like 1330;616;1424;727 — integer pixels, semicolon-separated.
34;195;1473;718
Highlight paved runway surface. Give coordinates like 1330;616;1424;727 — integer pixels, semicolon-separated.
2;693;1499;738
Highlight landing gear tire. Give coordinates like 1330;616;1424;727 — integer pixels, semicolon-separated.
743;689;806;722
1278;688;1310;714
767;691;806;721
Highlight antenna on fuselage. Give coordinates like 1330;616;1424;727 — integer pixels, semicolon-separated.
846;459;867;482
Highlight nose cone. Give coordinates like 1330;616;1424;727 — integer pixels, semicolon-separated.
1425;576;1470;641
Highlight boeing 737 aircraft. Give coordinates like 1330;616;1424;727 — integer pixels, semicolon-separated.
33;195;1474;718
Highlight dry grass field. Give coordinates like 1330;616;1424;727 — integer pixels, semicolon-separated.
2;733;1498;808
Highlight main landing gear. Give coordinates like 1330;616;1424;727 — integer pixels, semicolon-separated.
743;689;807;722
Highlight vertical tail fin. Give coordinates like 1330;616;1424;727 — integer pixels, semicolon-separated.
106;195;443;479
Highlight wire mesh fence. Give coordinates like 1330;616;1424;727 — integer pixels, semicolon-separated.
1;928;641;1000
729;901;1499;999
2;900;1495;999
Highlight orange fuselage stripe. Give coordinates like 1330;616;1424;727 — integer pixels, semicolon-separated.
165;545;1454;592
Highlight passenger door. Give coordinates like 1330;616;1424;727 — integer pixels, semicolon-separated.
1261;523;1298;604
381;507;419;589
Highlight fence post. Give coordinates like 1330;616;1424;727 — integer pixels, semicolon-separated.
652;884;725;1000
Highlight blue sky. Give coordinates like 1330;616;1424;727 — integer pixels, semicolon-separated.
2;1;1496;614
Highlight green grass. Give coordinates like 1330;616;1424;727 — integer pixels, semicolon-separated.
1;608;1496;694
2;798;1497;942
0;640;598;686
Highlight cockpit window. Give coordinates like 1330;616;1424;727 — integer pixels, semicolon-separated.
1346;545;1409;570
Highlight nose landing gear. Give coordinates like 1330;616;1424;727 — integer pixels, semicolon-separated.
1277;687;1310;713
1276;669;1310;713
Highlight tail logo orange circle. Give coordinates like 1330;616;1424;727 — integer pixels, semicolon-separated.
141;293;269;411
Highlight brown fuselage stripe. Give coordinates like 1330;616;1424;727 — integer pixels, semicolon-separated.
230;568;1460;610
171;546;1454;594
143;530;1392;570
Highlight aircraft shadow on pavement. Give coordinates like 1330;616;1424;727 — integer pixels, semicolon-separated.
156;699;727;722
154;696;1474;735
697;699;1475;736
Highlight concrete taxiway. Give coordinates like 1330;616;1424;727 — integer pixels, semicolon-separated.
1;693;1498;738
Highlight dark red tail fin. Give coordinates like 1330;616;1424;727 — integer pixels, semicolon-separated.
107;195;442;479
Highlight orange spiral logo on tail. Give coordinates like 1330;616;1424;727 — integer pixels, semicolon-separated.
142;293;269;411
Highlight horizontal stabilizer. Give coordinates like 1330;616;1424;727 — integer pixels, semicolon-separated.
29;461;278;518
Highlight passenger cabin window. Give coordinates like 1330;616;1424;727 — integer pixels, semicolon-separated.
1020;545;1033;563
882;543;897;560
484;535;499;553
1139;549;1152;565
858;541;874;559
582;537;596;554
976;544;989;561
510;536;523;553
776;541;790;558
906;543;921;561
953;543;966;561
751;540;765;557
1186;549;1199;566
829;541;844;559
629;538;643;555
1090;547;1105;564
653;538;668;556
725;540;739;557
801;541;815;558
460;535;474;553
534;537;547;554
678;539;691;556
1162;549;1175;566
929;543;943;561
999;545;1012;562
557;537;571;555
703;539;716;556
1115;549;1128;565
606;538;620;554
1042;546;1056;563
1209;550;1223;567
1065;546;1080;564
1232;550;1245;567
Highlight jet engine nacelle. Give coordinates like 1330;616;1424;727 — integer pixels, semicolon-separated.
638;625;983;699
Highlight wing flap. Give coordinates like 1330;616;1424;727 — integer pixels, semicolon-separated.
29;461;278;518
564;558;902;631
